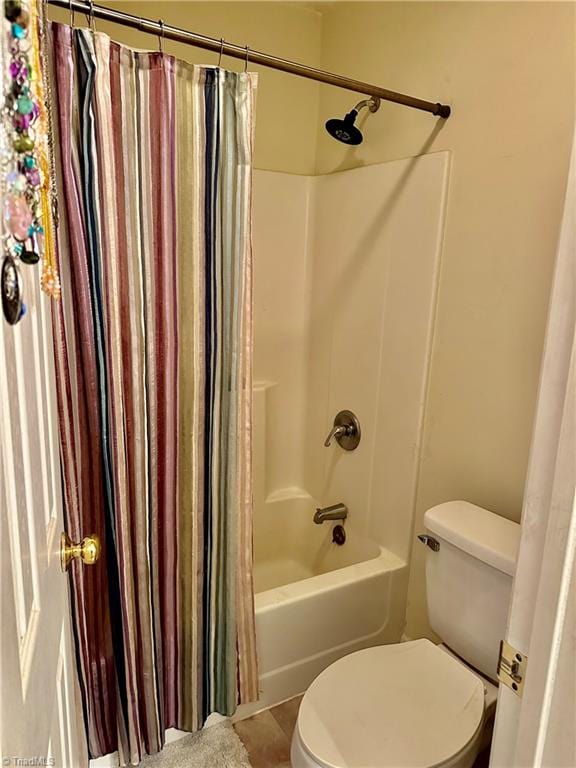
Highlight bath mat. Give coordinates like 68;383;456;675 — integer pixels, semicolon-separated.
139;721;252;768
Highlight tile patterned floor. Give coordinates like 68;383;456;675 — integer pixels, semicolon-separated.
234;695;492;768
233;697;302;768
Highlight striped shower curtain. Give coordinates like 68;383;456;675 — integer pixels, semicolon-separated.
49;24;258;765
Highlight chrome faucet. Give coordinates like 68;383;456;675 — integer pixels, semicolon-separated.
314;503;348;524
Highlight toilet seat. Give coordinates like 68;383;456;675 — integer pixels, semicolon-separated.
296;639;485;768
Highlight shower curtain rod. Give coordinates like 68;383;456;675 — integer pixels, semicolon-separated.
46;0;452;119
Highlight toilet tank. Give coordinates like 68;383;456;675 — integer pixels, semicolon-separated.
422;501;520;682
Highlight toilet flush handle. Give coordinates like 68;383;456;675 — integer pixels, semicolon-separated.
418;534;440;552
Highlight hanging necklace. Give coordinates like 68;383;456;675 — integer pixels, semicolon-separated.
35;0;60;299
2;0;60;325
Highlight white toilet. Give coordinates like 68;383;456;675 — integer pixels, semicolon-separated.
291;501;521;768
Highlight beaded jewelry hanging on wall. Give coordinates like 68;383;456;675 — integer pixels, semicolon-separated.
2;0;59;325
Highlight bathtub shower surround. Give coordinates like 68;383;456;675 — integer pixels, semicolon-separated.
243;152;450;713
50;24;258;764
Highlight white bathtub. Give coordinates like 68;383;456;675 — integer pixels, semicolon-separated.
236;493;408;719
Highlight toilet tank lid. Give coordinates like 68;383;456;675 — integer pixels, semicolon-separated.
424;501;520;576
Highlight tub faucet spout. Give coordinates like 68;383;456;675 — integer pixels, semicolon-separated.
314;503;348;524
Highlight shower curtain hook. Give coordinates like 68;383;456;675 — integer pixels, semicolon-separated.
218;38;224;68
244;45;249;73
85;0;95;31
158;19;164;53
68;0;75;27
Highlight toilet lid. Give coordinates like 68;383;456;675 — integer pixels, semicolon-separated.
297;639;485;768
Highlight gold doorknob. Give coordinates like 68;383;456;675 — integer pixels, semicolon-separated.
61;532;101;572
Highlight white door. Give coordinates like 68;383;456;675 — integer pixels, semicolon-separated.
490;132;576;767
0;271;87;768
0;0;85;763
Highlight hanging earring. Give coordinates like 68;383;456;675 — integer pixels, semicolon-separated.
1;256;24;325
218;38;224;68
244;45;249;73
158;19;164;54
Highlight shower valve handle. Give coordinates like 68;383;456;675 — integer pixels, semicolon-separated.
324;410;361;451
324;424;347;447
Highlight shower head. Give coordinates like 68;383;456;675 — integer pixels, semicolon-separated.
325;112;363;145
325;97;380;145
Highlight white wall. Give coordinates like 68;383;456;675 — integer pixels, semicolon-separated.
253;171;313;499
252;154;449;580
305;153;450;562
